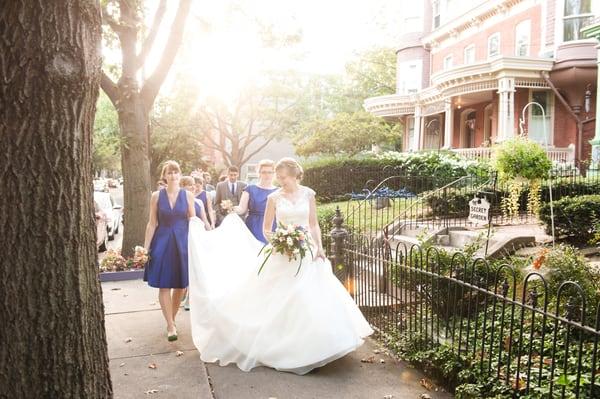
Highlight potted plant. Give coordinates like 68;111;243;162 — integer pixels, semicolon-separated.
493;136;552;218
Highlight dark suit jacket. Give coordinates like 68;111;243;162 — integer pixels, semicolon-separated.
214;180;247;225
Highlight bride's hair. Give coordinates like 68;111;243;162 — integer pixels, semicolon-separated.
275;157;303;181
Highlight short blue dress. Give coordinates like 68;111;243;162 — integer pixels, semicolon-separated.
244;185;277;244
144;189;189;288
196;191;211;224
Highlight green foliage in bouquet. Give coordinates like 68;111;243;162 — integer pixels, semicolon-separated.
493;137;552;217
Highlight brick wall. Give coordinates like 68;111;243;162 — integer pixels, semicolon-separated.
431;5;543;73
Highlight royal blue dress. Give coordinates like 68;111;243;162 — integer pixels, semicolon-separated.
196;191;211;224
244;185;277;244
144;189;189;288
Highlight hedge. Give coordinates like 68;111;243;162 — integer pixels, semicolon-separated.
539;195;600;240
303;152;488;202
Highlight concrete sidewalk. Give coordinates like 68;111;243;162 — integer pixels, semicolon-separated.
103;279;453;399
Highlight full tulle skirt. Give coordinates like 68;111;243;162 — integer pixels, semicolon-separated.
187;215;373;375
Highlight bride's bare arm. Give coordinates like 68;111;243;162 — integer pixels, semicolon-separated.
262;195;276;241
308;194;325;259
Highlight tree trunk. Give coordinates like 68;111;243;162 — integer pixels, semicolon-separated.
118;93;151;258
0;2;112;397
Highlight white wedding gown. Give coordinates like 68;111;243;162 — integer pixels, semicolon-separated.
187;186;373;375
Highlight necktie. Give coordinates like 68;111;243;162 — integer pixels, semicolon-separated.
230;183;235;195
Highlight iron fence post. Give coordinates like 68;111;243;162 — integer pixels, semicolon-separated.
330;207;350;291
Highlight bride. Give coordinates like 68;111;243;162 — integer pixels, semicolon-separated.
187;157;372;375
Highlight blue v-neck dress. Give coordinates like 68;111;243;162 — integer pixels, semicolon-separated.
144;189;189;288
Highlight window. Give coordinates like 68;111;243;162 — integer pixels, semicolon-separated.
433;0;440;29
528;90;553;144
488;33;500;58
397;61;422;94
564;0;593;41
464;44;475;64
443;54;453;70
515;20;531;56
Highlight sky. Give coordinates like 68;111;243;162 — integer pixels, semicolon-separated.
128;0;405;102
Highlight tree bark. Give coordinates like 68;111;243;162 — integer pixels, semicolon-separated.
118;93;152;257
0;1;112;397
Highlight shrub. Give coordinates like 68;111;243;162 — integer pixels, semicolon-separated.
493;137;552;217
539;194;600;240
303;151;488;202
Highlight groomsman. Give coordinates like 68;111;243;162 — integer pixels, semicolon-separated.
214;166;247;226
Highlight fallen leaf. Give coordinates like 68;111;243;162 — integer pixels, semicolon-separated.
145;389;159;395
379;359;385;364
148;363;157;369
119;362;125;367
383;395;393;399
419;394;432;399
176;351;184;357
420;378;434;391
111;287;121;291
360;355;375;363
124;337;132;343
373;349;381;354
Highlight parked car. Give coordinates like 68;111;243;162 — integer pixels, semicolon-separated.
95;200;108;252
93;179;109;192
93;191;123;241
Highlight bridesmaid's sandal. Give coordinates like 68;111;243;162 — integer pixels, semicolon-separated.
167;328;178;342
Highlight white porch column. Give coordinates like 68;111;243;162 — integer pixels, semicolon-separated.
496;77;515;141
443;99;453;149
413;105;422;151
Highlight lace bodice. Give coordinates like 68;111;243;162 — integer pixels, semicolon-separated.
272;186;315;227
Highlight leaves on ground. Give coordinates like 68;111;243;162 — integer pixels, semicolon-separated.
419;394;432;399
176;351;184;357
145;389;159;395
111;287;121;291
119;362;125;367
360;355;375;363
124;337;132;343
379;359;385;364
148;363;157;369
419;378;434;390
383;395;394;399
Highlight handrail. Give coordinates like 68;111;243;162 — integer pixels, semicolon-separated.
345;174;472;229
381;174;495;235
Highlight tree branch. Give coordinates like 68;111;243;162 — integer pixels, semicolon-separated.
240;136;277;165
100;71;119;107
101;5;124;33
141;0;192;109
136;0;167;69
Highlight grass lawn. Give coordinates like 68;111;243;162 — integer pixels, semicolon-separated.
317;198;418;233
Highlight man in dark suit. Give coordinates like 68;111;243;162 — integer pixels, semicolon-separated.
214;165;247;226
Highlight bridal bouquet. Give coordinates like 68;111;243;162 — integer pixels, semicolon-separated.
257;222;313;276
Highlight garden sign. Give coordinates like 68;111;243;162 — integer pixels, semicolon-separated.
468;197;490;225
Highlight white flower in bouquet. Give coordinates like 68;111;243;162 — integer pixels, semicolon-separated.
257;222;313;277
221;199;234;214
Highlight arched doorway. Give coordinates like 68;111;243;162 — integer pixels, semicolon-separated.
459;109;476;148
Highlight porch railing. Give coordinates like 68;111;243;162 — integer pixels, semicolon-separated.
451;145;575;163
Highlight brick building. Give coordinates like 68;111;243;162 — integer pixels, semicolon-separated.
365;0;599;163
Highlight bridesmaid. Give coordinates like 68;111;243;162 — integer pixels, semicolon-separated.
234;159;277;243
144;161;196;341
194;176;215;229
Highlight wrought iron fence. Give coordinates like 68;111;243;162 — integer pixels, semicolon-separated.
325;219;600;398
340;165;600;235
